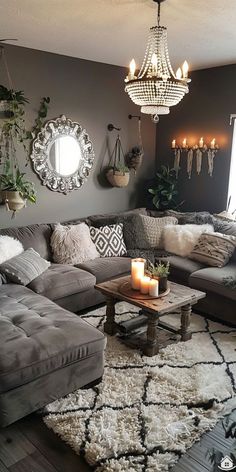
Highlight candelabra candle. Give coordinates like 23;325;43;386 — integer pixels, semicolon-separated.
131;258;146;290
172;139;176;149
182;138;187;148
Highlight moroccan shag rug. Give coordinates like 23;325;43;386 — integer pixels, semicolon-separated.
43;302;236;471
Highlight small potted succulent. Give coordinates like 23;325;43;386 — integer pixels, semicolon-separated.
106;163;130;188
145;260;170;292
126;146;143;173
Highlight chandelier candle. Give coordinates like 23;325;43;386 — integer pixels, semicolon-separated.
131;258;146;290
124;0;191;123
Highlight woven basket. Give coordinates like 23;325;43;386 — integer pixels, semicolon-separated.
0;100;14;118
106;169;130;188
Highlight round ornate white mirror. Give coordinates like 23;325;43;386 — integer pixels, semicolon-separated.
31;115;95;194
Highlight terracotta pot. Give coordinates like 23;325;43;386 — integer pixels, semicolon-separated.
106;169;130;188
5;191;26;212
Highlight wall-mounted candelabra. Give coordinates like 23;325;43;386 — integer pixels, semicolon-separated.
171;137;219;179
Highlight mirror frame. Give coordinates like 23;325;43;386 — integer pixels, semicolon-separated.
30;115;95;194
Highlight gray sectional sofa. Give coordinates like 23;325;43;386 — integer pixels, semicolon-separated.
0;207;235;427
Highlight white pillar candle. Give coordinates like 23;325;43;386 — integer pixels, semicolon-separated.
149;279;159;297
140;276;151;294
131;258;146;290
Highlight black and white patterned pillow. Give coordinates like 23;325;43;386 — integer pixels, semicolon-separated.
90;223;127;257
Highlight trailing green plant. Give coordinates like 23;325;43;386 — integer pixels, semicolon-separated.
0;160;36;203
145;259;170;278
0;85;29;105
223;276;236;289
148;165;183;210
30;96;50;139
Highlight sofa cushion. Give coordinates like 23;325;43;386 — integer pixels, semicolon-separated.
28;264;96;300
122;214;177;250
160;255;206;283
0;248;50;286
51;223;99;265
0;285;105;393
88;208;147;228
0;223;53;261
90;223;126;257
189;262;236;301
77;257;131;283
190;232;236;267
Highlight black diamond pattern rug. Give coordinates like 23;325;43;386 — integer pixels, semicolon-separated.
43;303;236;471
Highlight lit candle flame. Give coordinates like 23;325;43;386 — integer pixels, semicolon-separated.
151;53;158;75
182;138;187;148
182;60;189;79
199;137;204;147
129;59;136;78
210;138;216;149
176;68;182;79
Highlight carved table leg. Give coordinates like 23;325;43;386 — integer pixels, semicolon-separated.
143;314;159;357
180;303;192;341
104;297;116;335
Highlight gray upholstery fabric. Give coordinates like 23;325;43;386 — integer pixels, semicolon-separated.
0;223;53;261
0;284;105;394
189;262;236;301
77;257;131;283
0;248;50;285
0;351;104;427
28;264;96;300
88;207;147;227
160;255;206;283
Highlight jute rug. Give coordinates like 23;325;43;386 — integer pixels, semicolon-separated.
43;303;236;471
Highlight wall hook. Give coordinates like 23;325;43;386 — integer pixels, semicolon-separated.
107;123;121;132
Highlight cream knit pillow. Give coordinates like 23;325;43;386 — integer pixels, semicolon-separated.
51;223;99;264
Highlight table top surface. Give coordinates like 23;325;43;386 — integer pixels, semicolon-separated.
95;275;206;316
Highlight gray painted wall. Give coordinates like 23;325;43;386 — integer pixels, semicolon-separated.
0;44;156;229
156;64;236;213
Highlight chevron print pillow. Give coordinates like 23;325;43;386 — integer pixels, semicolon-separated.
90;223;127;257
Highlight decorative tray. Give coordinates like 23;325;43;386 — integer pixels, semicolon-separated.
119;279;170;300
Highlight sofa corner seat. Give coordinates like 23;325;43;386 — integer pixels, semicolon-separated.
0;285;106;427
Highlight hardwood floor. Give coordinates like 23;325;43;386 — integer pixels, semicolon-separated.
0;410;235;472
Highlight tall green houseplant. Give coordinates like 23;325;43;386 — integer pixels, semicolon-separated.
148;165;182;210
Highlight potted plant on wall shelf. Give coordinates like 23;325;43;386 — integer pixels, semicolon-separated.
145;260;170;292
0;161;36;216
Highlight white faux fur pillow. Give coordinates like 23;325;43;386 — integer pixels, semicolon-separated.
163;224;214;257
51;223;99;265
0;236;24;264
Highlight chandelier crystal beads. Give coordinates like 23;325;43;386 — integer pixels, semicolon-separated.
125;0;191;123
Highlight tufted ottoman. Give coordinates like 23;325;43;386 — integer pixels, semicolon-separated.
0;284;106;427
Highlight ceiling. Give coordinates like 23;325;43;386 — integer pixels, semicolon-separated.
0;0;236;72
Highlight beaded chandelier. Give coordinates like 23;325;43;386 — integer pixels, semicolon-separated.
124;0;191;123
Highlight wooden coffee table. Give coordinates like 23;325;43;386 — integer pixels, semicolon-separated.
95;275;206;356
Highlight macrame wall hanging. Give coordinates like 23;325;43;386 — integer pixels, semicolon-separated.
172;138;219;179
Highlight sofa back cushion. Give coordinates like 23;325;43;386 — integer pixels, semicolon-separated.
0;223;53;261
123;214;178;250
88;207;147;228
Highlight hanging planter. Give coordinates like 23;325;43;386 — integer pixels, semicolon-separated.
0;85;29;119
4;190;26;212
105;132;130;188
126;146;143;173
106;166;130;188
